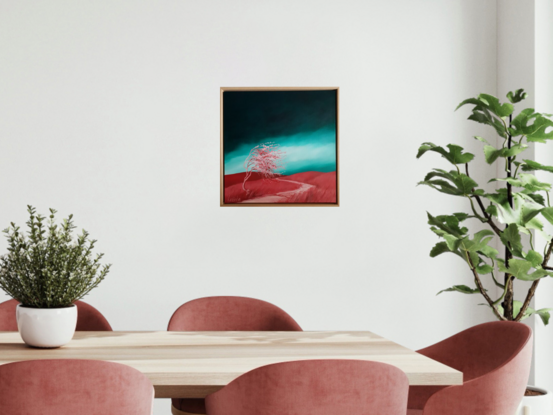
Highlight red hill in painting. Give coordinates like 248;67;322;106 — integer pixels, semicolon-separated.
224;171;336;204
223;172;282;188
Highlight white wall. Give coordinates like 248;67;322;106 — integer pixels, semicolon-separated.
0;1;500;413
534;0;553;392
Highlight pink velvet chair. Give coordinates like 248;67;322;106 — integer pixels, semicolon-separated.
206;359;409;415
407;321;532;415
0;359;154;414
168;296;302;415
0;299;112;331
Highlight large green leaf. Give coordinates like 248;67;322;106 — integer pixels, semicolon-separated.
526;216;545;232
541;207;553;225
474;135;491;145
500;224;523;257
457;96;509;136
527;118;553;142
495;194;543;229
485;204;499;218
459;237;492;254
509;108;553;141
510;108;538;137
525;250;544;267
429;241;463;259
525;193;546;206
417;143;475;164
468;109;508;137
522;204;543;224
427;213;468;238
536;308;552;325
475;263;493;274
457;92;516;141
483;145;501;164
419;170;463;196
435;213;470;230
491;174;551;192
452;212;470;222
484;189;508;205
479;243;499;259
451;173;478;194
513;300;552;325
521;160;553;173
503;259;532;279
458;94;514;118
443;234;462;251
474;229;495;240
419;169;478;197
478;94;514;118
507;89;527;104
437;285;482;295
456;98;484;111
419;179;463;196
483;144;528;165
430;241;450;257
502;144;529;157
458;232;496;270
498;258;551;281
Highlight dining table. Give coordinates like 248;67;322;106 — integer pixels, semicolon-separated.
0;330;462;398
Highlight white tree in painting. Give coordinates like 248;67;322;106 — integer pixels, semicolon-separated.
242;142;286;193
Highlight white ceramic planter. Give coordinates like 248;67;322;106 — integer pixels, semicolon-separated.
517;386;553;415
16;304;77;348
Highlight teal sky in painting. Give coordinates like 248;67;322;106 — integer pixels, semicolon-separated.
223;90;337;176
224;126;336;175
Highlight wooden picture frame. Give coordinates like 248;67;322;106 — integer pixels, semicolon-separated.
220;87;339;207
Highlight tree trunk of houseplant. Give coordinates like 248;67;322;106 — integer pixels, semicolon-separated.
418;90;553;415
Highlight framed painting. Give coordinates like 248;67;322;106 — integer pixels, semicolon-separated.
220;87;339;206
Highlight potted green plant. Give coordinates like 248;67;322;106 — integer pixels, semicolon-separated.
417;89;553;414
0;206;110;348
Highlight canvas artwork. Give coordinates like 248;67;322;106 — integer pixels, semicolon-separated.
220;87;339;206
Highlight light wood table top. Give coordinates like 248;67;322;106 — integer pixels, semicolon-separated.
0;331;462;398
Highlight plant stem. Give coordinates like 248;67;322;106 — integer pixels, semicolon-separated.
465;163;502;235
465;251;507;321
503;114;514;320
516;237;553;321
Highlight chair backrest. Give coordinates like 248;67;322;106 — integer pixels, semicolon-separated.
205;359;409;415
167;296;302;331
0;299;18;331
413;321;533;415
0;359;153;415
417;321;532;381
74;300;113;331
0;299;112;331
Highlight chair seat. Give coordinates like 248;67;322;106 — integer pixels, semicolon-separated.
172;403;202;415
172;399;205;415
407;410;423;415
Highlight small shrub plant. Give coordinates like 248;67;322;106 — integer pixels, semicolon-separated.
0;206;110;308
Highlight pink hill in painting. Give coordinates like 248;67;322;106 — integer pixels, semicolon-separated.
224;171;337;204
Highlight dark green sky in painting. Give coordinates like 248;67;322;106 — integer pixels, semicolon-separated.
223;90;337;175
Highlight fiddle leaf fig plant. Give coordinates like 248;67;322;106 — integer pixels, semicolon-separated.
0;206;110;308
418;89;553;324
